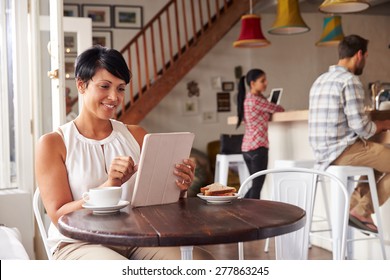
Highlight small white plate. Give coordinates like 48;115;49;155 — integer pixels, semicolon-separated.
197;193;238;204
82;200;130;214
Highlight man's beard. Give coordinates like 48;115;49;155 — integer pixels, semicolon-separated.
354;65;364;76
354;59;365;76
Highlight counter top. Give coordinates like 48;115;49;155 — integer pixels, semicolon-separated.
370;110;390;121
271;109;390;123
271;110;308;122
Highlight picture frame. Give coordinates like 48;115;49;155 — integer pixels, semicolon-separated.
82;4;111;28
222;81;235;92
64;32;77;54
92;30;113;48
64;4;80;17
217;92;231;112
182;98;199;116
211;76;222;90
113;5;143;29
64;56;76;80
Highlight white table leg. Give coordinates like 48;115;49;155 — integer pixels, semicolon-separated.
180;246;193;260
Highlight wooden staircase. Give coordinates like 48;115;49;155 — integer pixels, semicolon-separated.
118;0;260;124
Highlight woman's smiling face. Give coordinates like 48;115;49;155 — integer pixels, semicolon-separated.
78;68;126;120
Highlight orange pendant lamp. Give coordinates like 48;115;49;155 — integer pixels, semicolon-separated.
316;15;345;46
233;0;270;48
268;0;310;35
319;0;370;13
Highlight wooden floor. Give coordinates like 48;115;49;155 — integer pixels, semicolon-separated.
199;238;332;260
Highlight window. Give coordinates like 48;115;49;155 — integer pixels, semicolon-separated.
0;0;33;191
0;0;16;189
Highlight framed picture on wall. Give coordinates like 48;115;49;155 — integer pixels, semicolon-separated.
217;92;231;112
113;5;143;29
222;82;234;92
182;98;199;116
64;4;80;17
82;4;111;28
92;30;113;48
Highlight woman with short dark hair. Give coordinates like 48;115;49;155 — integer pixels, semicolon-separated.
35;45;213;260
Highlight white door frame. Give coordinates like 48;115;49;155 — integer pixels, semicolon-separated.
42;2;92;130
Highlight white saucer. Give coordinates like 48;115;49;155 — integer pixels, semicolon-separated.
197;193;238;204
82;200;130;214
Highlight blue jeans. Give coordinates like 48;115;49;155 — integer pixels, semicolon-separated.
243;147;268;199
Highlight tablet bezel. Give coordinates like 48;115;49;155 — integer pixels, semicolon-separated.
131;132;195;207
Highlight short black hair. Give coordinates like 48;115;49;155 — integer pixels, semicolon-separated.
74;45;132;84
338;34;369;59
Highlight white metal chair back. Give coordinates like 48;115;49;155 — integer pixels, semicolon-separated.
33;188;52;260
237;167;349;260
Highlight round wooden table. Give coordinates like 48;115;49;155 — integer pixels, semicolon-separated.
58;197;306;259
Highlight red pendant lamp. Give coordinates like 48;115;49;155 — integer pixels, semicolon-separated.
233;0;270;48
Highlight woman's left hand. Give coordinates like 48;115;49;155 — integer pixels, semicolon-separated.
174;158;196;197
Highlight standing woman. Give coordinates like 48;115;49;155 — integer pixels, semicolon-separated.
236;69;284;199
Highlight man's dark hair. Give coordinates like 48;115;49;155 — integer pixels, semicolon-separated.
338;34;369;59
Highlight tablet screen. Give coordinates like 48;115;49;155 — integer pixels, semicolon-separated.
270;88;283;104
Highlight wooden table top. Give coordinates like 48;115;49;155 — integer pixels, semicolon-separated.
58;197;306;247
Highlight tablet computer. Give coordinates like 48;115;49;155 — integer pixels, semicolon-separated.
269;88;283;105
131;132;195;207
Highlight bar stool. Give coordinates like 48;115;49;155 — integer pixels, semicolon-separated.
326;165;387;259
214;154;250;185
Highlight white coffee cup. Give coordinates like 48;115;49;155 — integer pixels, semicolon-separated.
82;186;122;207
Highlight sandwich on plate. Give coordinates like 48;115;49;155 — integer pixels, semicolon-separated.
200;183;236;196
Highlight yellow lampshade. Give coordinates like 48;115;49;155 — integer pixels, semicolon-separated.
233;14;271;48
316;15;345;47
319;0;370;13
268;0;310;35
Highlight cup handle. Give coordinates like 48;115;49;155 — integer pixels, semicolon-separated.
82;192;90;202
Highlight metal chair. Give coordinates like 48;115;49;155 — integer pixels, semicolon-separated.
263;160;332;253
237;167;349;260
33;188;52;260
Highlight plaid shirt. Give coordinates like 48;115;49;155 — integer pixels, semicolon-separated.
308;65;376;170
242;93;284;152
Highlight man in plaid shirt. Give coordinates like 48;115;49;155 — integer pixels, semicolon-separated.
309;34;390;233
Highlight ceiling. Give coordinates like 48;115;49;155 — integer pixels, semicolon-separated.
255;0;390;15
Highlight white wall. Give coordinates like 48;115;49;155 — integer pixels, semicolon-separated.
0;190;35;259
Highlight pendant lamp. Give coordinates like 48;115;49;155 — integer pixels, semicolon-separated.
233;14;271;48
319;0;370;13
316;15;344;46
268;0;310;35
233;0;270;48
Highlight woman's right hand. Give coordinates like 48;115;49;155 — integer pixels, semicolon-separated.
107;156;137;186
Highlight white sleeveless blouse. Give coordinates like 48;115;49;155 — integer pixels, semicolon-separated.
47;119;140;254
